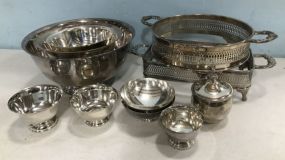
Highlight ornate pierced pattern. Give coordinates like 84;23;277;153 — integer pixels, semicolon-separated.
151;16;254;69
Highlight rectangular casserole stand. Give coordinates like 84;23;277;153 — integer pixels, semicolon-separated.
142;47;276;101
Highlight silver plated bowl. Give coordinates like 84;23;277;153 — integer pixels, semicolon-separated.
35;23;122;54
160;105;203;150
8;85;63;132
22;18;134;94
70;84;119;127
120;78;175;122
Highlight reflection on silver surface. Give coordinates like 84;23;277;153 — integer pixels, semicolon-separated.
8;85;63;132
160;105;203;150
42;25;117;52
70;84;119;127
22;18;134;94
192;79;233;124
120;78;175;122
142;14;277;70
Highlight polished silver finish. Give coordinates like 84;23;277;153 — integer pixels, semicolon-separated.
38;26;117;53
120;78;175;122
143;47;276;101
8;85;63;132
34;22;126;57
70;84;119;127
192;78;233;123
160;105;203;150
142;14;277;70
22;18;134;94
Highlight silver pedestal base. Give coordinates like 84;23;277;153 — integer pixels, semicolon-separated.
84;115;110;127
29;116;58;133
168;136;195;150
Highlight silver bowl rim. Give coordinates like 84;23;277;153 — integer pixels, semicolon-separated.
7;84;63;115
22;18;135;58
120;78;175;112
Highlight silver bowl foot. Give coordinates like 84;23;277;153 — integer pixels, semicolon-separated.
29;116;58;133
84;115;110;127
236;87;250;101
168;136;195;150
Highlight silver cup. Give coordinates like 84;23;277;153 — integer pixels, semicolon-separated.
8;85;63;132
70;84;119;127
160;105;203;150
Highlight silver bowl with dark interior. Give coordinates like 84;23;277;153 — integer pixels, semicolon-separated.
70;84;119;127
8;85;63;132
120;78;175;122
160;105;203;150
22;18;134;94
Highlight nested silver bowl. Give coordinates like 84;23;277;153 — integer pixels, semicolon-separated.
160;105;203;150
22;18;134;94
35;22;123;55
70;84;119;127
120;78;175;122
8;85;63;132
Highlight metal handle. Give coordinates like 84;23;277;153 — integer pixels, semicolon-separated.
253;54;276;69
129;43;150;57
141;16;161;27
247;31;278;43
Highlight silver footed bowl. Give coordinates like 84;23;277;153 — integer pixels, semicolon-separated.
120;78;175;122
160;105;203;150
70;84;119;127
22;18;134;94
8;85;63;133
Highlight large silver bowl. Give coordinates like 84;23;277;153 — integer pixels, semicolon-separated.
8;85;63;132
22;18;134;94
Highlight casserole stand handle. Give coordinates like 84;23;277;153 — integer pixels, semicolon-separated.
129;43;150;57
247;31;278;43
253;54;276;69
141;16;162;27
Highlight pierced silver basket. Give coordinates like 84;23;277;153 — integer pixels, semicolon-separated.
143;47;276;101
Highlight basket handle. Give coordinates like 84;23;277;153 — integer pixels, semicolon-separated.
141;16;162;27
247;31;278;43
253;54;276;69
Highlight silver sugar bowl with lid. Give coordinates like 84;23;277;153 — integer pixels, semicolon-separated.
191;75;233;123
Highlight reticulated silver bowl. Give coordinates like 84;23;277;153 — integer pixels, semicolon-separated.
160;105;203;150
70;84;119;127
8;85;63;132
120;78;175;122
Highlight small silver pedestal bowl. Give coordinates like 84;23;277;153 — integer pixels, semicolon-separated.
70;84;119;127
120;78;175;122
160;105;203;150
8;85;63;133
